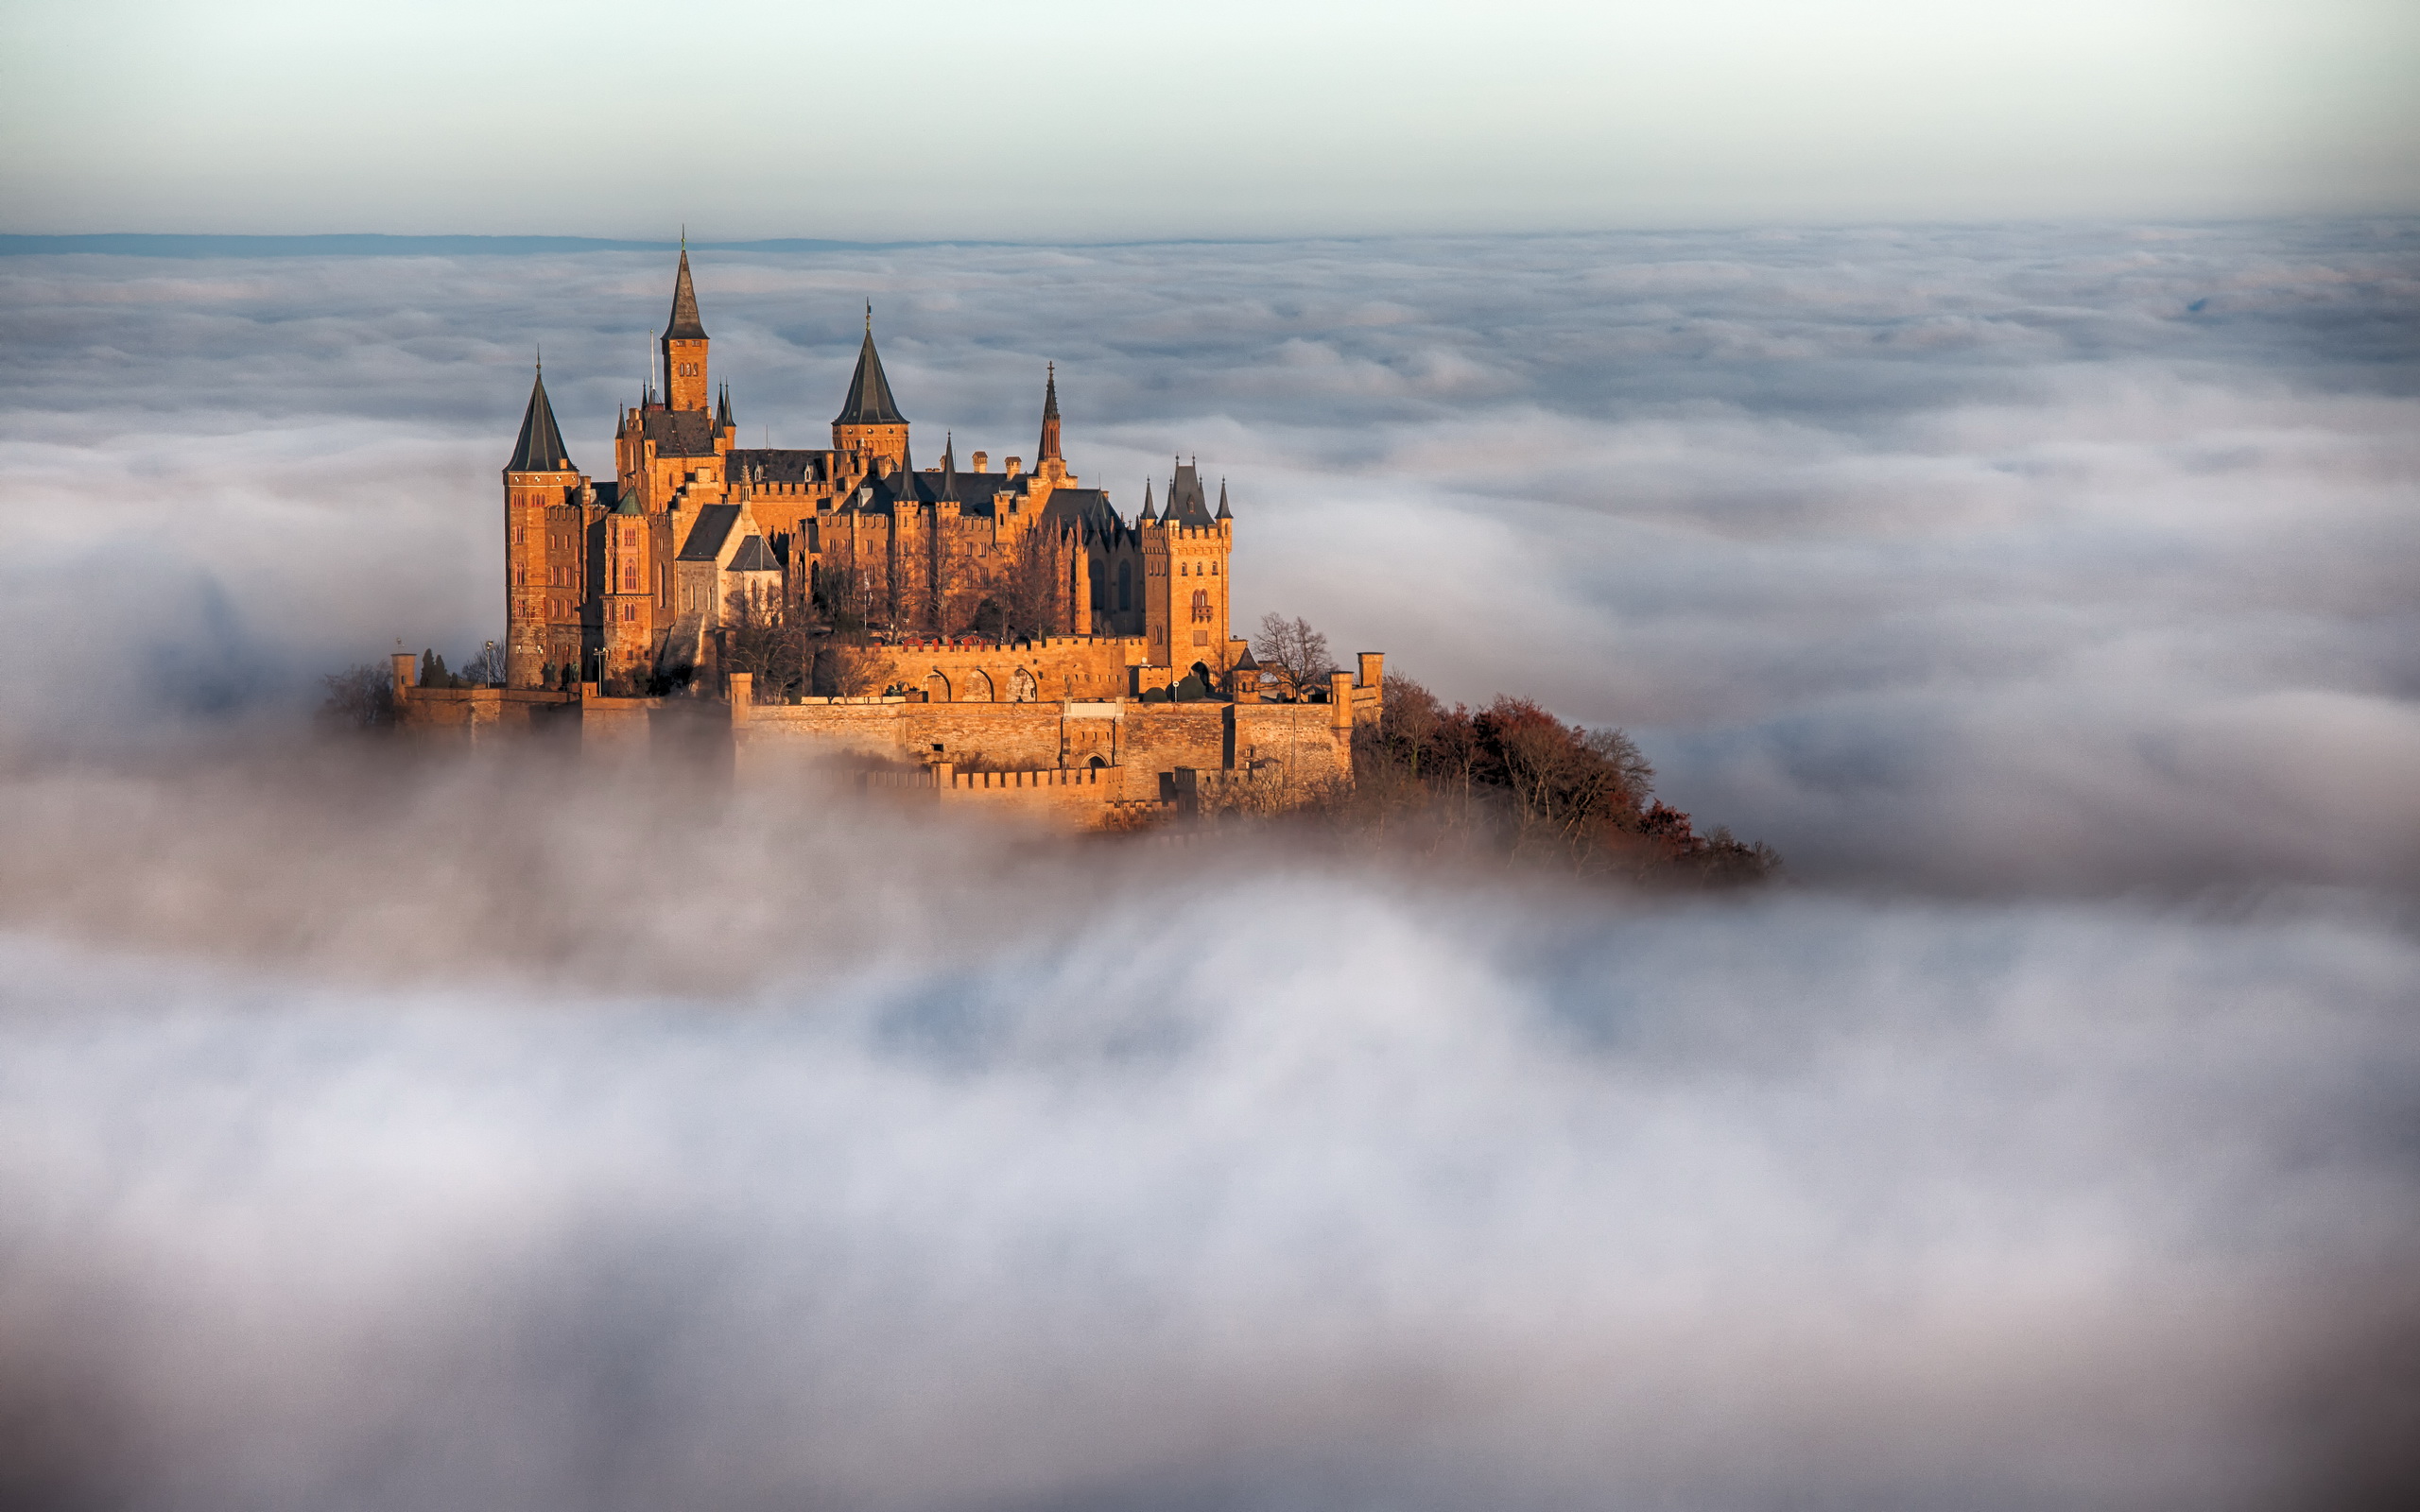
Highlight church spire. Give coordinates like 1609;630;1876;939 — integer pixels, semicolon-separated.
1216;478;1232;520
1037;361;1062;463
506;365;573;472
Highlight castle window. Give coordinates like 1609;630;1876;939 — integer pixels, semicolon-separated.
1210;563;1219;576
1190;589;1212;623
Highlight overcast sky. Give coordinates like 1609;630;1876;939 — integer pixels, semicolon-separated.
4;0;2415;238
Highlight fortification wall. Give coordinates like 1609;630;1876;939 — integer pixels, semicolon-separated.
876;634;1146;703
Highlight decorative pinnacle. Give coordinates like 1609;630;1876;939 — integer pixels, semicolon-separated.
866;301;873;334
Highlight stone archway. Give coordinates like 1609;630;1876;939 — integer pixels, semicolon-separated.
924;670;951;703
963;667;994;702
1011;665;1038;702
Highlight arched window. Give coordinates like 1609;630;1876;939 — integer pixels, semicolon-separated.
964;668;994;702
1011;666;1038;702
1116;560;1132;611
1190;589;1212;623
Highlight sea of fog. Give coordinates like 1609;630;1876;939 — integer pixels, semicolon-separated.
0;222;2415;1509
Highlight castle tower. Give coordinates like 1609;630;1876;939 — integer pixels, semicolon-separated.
1142;460;1233;670
503;364;582;689
662;246;710;413
602;490;652;684
832;307;909;469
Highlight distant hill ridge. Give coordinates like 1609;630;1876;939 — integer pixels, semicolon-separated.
0;233;898;258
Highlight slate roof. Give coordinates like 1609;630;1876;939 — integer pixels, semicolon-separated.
1163;462;1217;527
833;325;907;425
726;449;826;487
725;535;779;573
677;504;743;560
1215;479;1233;520
665;249;708;339
1042;488;1120;540
507;369;574;472
638;409;717;457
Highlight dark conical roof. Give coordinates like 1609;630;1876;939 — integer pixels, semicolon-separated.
1216;478;1233;520
834;314;908;425
1135;478;1156;524
1043;362;1060;420
665;249;707;339
507;368;574;472
715;384;734;430
936;434;961;500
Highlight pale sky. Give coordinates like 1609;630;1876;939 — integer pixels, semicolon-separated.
3;0;2415;237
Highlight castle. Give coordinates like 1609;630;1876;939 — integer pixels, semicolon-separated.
398;249;1383;825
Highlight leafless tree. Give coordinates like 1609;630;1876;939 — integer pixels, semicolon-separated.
460;642;508;687
316;662;394;730
722;586;814;701
813;636;888;697
986;527;1064;643
1252;612;1335;700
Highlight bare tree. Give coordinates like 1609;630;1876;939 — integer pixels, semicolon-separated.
316;662;395;730
460;642;508;686
813;636;888;697
722;586;814;701
988;527;1063;643
1251;612;1335;700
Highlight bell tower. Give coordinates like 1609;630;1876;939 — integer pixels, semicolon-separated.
662;244;710;413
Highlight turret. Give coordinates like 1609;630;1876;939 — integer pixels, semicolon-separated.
833;305;909;468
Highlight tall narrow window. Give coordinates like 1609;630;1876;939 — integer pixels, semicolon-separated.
1190;589;1212;623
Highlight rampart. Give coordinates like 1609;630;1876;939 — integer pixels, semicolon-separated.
391;649;1384;829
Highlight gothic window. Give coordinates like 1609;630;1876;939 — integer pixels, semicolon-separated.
1116;561;1132;611
1190;589;1212;623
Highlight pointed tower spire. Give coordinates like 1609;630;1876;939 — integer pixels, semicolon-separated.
665;248;707;340
834;318;907;425
1216;478;1232;520
662;245;711;410
715;383;734;431
1037;362;1063;464
937;432;961;501
1136;477;1156;524
507;367;574;472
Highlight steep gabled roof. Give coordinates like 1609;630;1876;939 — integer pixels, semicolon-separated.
833;317;907;425
507;368;574;472
665;249;708;340
677;504;743;560
725;535;779;573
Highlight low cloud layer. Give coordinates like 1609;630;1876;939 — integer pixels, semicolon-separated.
3;219;2413;887
2;748;2417;1511
1;222;2416;1507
